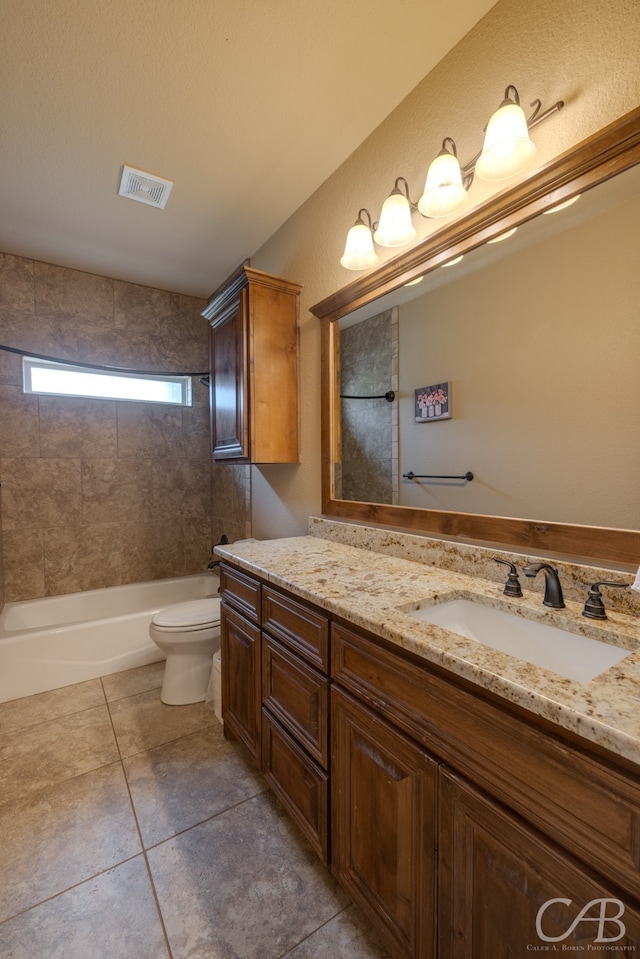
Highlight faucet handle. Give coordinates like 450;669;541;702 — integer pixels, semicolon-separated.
493;557;523;597
582;581;629;620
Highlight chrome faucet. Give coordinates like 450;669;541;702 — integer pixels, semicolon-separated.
522;563;565;609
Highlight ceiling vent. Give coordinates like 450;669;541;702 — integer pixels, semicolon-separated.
118;165;173;209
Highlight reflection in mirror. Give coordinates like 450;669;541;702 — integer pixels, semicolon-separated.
336;163;640;530
312;109;640;565
337;307;399;503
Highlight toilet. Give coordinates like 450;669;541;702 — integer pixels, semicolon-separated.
149;597;221;705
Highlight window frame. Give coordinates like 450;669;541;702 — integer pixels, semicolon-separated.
22;356;193;406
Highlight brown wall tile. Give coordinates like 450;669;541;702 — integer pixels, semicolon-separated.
35;262;114;325
116;404;185;459
114;281;179;336
1;458;82;530
0;254;217;601
0;309;78;360
39;397;118;459
81;458;155;526
119;522;185;584
0;255;35;314
211;463;251;544
2;528;45;601
76;329;151;370
0;387;41;457
44;524;124;594
184;521;214;575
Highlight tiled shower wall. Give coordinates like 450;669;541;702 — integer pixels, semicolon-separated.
0;253;221;603
338;308;398;505
211;462;252;548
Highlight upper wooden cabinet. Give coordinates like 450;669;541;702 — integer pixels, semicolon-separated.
202;263;301;463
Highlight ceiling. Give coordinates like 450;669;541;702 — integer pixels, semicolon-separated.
0;0;497;298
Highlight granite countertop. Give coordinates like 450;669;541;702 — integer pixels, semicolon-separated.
215;533;640;766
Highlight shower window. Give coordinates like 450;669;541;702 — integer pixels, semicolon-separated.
23;357;192;406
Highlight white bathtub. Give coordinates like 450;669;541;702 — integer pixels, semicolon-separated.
0;573;220;704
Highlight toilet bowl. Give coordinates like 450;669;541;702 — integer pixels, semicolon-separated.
149;597;221;705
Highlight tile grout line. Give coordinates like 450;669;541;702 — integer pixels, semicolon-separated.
101;674;176;959
276;904;356;959
0;852;144;929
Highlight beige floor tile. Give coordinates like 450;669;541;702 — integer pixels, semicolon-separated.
0;856;169;959
0;705;119;805
0;762;141;922
101;660;165;703
282;904;393;958
108;687;216;759
0;679;105;734
124;723;266;848
148;790;349;959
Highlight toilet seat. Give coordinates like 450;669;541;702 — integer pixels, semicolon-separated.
151;598;221;632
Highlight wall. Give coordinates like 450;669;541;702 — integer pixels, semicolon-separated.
0;254;212;602
249;0;640;541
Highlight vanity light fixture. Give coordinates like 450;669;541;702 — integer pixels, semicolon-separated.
340;84;564;270
373;177;417;248
475;86;536;181
340;209;379;270
418;138;469;218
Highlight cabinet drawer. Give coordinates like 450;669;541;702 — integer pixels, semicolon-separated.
262;635;329;767
262;586;329;672
333;620;640;900
261;709;329;863
220;564;261;623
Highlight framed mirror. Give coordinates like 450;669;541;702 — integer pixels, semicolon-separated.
311;107;640;566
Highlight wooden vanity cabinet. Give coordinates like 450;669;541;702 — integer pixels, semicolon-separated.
438;768;640;957
332;685;437;959
219;565;262;766
261;585;330;862
220;561;640;956
203;264;301;463
331;618;640;958
220;563;331;861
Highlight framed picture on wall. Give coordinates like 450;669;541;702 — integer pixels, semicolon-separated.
415;382;451;422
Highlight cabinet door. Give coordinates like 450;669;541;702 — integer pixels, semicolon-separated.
262;709;329;863
332;685;437;959
209;290;248;460
221;601;261;767
439;768;640;957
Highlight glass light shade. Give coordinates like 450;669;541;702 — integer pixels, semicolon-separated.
475;102;536;181
373;192;416;248
340;222;379;270
418;151;468;218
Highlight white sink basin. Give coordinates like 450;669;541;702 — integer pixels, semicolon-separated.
408;598;631;682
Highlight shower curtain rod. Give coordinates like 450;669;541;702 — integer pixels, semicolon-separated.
0;343;208;378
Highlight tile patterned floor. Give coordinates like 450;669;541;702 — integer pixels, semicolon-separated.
0;663;391;958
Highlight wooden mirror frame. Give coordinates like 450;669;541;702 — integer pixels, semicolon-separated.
310;107;640;566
